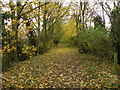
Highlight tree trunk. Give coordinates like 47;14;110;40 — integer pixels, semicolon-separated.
37;2;41;54
43;3;47;52
10;1;19;61
118;43;120;64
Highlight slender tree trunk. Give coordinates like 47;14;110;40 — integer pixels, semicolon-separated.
10;1;21;61
82;2;85;31
13;2;21;61
37;2;41;54
118;43;120;64
76;20;79;39
10;1;19;61
43;3;47;52
101;2;105;27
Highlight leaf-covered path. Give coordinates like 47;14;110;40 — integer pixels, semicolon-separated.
3;46;118;88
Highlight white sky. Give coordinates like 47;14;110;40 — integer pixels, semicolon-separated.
1;0;114;28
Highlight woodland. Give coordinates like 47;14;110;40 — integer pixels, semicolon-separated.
1;0;120;89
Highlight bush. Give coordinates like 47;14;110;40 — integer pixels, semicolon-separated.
78;28;113;58
67;36;77;47
47;40;55;49
20;45;36;60
2;44;17;68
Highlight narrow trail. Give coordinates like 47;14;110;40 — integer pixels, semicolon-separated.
43;47;84;88
2;46;118;88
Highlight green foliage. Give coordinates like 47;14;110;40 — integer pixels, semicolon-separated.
47;40;55;49
114;53;118;74
93;15;105;28
52;22;63;45
110;5;120;64
61;18;77;46
2;53;11;69
2;2;70;69
78;27;113;58
2;44;17;68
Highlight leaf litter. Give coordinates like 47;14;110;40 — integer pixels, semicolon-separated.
2;47;118;88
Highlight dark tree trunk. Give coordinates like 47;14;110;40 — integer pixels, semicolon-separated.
118;43;120;64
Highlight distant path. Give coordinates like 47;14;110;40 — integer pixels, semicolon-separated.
2;46;118;88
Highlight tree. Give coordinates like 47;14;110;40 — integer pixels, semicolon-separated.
61;18;77;45
2;1;71;68
71;1;95;46
111;2;120;64
100;1;120;64
93;15;105;29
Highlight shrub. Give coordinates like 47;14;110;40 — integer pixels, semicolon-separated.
20;45;36;60
2;44;17;69
47;40;55;49
78;28;113;58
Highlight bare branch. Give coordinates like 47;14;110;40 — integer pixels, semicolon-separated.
20;2;50;17
105;2;111;11
18;2;28;16
99;3;111;18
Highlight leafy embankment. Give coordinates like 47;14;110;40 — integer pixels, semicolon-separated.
2;47;118;88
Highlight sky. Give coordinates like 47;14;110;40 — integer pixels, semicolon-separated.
1;0;114;28
1;0;116;2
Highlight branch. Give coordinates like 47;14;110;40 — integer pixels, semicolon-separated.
105;2;111;11
99;2;111;18
47;2;63;21
20;2;50;17
18;2;28;16
48;7;70;31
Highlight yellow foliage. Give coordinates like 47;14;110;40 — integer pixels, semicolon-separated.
6;11;10;14
3;36;7;39
12;19;18;24
2;45;10;52
2;44;17;53
32;47;36;51
61;19;77;42
11;47;16;51
28;26;33;30
4;42;7;44
8;25;12;29
7;49;11;53
11;40;17;44
11;10;15;13
9;31;16;36
31;22;35;26
22;50;27;54
9;2;14;6
13;6;19;10
35;9;39;13
22;45;36;56
23;20;28;24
